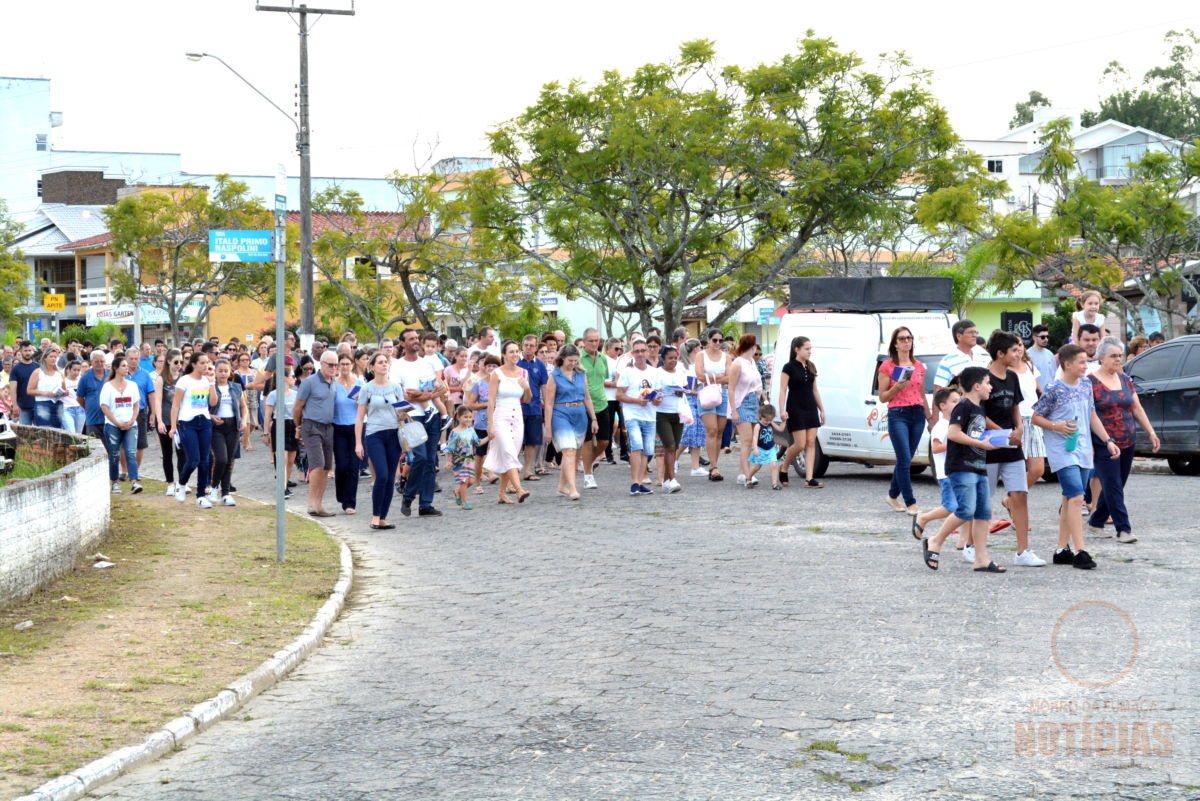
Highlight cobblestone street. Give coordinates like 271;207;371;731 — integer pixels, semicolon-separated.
91;445;1198;800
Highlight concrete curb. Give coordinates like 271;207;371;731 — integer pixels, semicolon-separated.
12;515;354;801
1130;459;1173;475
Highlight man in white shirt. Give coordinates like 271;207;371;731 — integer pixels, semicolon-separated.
932;319;990;422
392;328;448;518
467;327;500;361
616;340;662;495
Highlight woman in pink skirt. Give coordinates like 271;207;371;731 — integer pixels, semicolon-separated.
484;339;533;504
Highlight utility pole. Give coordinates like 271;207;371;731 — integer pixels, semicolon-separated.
256;2;355;336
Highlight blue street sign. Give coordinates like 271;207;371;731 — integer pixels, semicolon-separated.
26;318;44;338
209;230;275;263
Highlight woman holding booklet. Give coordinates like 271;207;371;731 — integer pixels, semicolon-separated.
877;326;931;514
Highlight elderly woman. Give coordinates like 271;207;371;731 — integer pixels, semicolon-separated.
1086;336;1159;543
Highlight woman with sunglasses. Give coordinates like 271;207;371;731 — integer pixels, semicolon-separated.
694;328;730;481
155;349;186;496
236;351;258;452
877;327;930;512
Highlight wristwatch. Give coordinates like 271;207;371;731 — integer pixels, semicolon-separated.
1106;437;1116;445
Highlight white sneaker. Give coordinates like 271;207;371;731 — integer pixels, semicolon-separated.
197;497;213;509
747;476;759;486
130;482;144;495
963;545;976;563
667;479;682;494
1014;549;1047;567
736;474;747;485
221;495;237;507
207;487;220;501
175;486;187;503
164;483;176;496
583;474;597;489
690;468;709;477
111;482;121;494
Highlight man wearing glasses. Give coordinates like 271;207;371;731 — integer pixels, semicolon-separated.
578;328;611;488
293;353;340;517
1027;324;1056;392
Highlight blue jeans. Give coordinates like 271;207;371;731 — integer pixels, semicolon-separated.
1089;445;1134;533
17;408;34;426
948;471;989;521
103;423;139;481
403;412;441;509
886;405;925;507
364;429;401;519
33;401;63;429
1055;464;1091;499
63;406;86;435
178;416;213;495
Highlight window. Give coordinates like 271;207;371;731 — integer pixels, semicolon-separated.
1181;345;1200;378
35;133;48;151
36;179;43;197
986;159;1004;174
1127;345;1181;382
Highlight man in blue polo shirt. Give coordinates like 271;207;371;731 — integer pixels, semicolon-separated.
517;333;548;481
123;346;157;477
76;349;110;438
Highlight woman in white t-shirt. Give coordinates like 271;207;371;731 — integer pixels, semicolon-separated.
28;348;67;429
61;360;84;435
169;352;217;508
263;365;299;495
100;354;143;494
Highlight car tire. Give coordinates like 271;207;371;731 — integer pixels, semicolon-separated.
790;439;830;479
1167;455;1200;476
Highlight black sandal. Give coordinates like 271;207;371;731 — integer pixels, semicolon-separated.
974;562;1007;573
911;516;925;540
805;479;823;489
922;539;939;571
708;470;724;482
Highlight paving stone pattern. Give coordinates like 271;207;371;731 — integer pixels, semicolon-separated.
92;444;1198;800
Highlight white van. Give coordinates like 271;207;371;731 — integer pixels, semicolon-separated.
768;277;957;478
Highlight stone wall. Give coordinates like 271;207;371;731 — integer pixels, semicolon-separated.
0;426;111;606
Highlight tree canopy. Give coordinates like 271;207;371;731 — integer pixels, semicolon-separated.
0;199;31;333
920;117;1200;335
486;36;992;334
104;176;294;344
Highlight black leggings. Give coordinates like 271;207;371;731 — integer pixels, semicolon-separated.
210;417;240;495
157;429;183;483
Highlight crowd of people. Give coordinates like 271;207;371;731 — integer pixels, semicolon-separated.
0;313;1165;571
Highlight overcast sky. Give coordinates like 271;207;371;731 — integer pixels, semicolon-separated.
4;1;1198;180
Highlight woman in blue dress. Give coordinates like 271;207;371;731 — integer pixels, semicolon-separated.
542;344;598;500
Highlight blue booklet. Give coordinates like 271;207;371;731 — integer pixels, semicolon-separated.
890;365;914;382
347;384;361;399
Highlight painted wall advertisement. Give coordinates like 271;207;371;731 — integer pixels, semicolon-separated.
86;302;202;327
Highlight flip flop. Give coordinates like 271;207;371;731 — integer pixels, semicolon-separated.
989;519;1012;534
523;475;542;481
369;523;395;530
805;479;824;489
518;491;530;503
708;470;724;482
974;562;1007;573
912;516;925;540
922;539;939;571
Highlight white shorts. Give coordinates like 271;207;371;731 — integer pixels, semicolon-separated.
986;459;1029;496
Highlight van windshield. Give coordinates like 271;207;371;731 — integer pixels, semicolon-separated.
872;354;942;395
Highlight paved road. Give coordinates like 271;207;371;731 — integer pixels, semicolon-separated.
90;442;1197;800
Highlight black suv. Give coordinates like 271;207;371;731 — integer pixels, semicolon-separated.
1124;334;1200;475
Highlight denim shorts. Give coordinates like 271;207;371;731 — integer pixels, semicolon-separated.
626;418;658;455
735;391;759;422
938;478;958;517
1055;464;1092;498
948;471;989;521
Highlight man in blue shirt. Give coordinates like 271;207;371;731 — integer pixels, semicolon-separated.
124;346;157;477
517;333;549;481
293;352;339;517
6;340;38;425
76;350;110;438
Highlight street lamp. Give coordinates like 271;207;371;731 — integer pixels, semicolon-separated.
185;51;295;561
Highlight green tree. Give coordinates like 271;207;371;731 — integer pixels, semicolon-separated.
312;170;520;340
104;176;295;344
485;37;993;335
1077;31;1200;137
0;199;32;334
919;117;1200;335
1009;90;1053;129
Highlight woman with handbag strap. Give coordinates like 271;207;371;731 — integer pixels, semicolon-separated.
693;328;730;481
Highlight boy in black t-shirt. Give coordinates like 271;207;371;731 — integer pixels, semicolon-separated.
921;367;1005;573
983;331;1045;567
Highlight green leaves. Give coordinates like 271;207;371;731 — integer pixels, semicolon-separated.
0;199;30;331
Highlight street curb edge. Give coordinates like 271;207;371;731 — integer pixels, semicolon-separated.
12;519;354;801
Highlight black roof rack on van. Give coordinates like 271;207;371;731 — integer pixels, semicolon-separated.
788;277;953;313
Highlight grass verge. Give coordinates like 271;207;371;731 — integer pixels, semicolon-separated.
0;482;340;797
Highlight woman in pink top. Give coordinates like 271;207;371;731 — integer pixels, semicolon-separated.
443;347;469;407
726;334;763;486
877;326;931;514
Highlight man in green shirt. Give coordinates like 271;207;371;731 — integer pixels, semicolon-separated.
578;327;611;489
